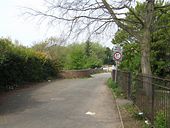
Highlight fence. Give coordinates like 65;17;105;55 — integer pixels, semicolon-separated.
112;70;170;127
112;70;131;99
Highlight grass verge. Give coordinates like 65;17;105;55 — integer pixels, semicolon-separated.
107;78;150;128
107;78;124;98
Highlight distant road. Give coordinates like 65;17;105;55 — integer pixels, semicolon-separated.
0;73;121;128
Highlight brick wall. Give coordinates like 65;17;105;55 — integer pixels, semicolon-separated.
59;69;103;79
59;69;91;78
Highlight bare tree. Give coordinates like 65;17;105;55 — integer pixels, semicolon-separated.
23;0;170;77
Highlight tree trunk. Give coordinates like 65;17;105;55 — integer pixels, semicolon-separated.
140;0;155;97
140;28;152;96
141;29;152;75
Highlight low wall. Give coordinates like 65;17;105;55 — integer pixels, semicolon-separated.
59;68;103;79
90;68;103;74
59;69;91;78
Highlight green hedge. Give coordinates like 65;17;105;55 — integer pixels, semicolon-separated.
0;38;59;91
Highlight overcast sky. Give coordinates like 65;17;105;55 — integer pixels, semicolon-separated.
0;0;115;48
0;0;58;46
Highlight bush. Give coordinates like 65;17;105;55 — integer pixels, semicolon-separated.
154;111;166;128
0;38;59;91
107;78;117;89
107;78;124;97
64;44;87;70
63;42;104;70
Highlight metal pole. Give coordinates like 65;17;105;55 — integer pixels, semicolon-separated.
115;61;118;83
151;83;155;124
128;72;131;99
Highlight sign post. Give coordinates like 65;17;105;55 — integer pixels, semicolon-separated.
112;46;123;83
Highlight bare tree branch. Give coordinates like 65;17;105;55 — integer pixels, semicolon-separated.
22;0;169;43
101;0;142;40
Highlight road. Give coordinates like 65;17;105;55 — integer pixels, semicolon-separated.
0;73;121;128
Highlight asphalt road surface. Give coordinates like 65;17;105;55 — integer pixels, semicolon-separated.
0;73;121;128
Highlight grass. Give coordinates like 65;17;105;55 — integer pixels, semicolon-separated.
154;111;167;128
107;78;152;128
107;78;124;98
120;103;152;128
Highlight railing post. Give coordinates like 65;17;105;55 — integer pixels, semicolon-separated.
165;80;170;128
111;70;115;81
127;72;131;99
151;83;155;124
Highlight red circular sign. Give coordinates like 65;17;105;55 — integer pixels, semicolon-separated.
113;52;122;61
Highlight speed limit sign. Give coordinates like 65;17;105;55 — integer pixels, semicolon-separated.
113;52;122;61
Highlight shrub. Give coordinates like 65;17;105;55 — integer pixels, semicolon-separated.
107;78;124;97
0;38;59;91
154;111;166;128
64;45;87;70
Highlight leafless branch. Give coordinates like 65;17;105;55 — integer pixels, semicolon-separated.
155;4;170;9
23;0;168;42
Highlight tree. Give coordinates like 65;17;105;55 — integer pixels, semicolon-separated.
151;5;170;77
112;2;170;78
64;42;105;70
24;0;170;76
85;40;92;57
64;44;87;70
32;37;67;70
104;47;113;65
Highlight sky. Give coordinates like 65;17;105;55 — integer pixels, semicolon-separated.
0;0;60;46
0;0;114;48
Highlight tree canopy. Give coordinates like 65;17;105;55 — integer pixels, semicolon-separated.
32;38;112;70
112;2;170;78
24;0;170;75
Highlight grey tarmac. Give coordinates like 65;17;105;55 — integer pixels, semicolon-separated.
0;73;121;128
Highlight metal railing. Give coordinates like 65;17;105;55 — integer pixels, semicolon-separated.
112;70;131;99
112;70;170;127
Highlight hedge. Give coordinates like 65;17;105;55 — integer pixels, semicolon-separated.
0;38;59;91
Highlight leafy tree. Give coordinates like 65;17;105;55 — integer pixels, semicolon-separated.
85;40;92;57
64;44;87;70
120;43;141;74
104;47;113;65
64;42;105;70
112;2;170;78
32;37;67;70
151;3;170;77
24;0;170;77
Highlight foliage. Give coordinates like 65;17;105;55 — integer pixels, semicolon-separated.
120;43;141;74
151;4;170;78
104;47;114;65
64;42;105;70
107;78;124;98
107;78;116;88
32;39;110;70
25;0;170;78
0;38;59;91
154;111;166;128
32;37;67;70
123;103;145;120
64;44;87;70
112;2;170;78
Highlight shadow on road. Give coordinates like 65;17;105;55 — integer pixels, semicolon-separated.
0;82;50;115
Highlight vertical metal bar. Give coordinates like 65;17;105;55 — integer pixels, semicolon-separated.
128;71;131;99
115;61;118;83
151;79;155;124
168;81;170;128
165;80;168;128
